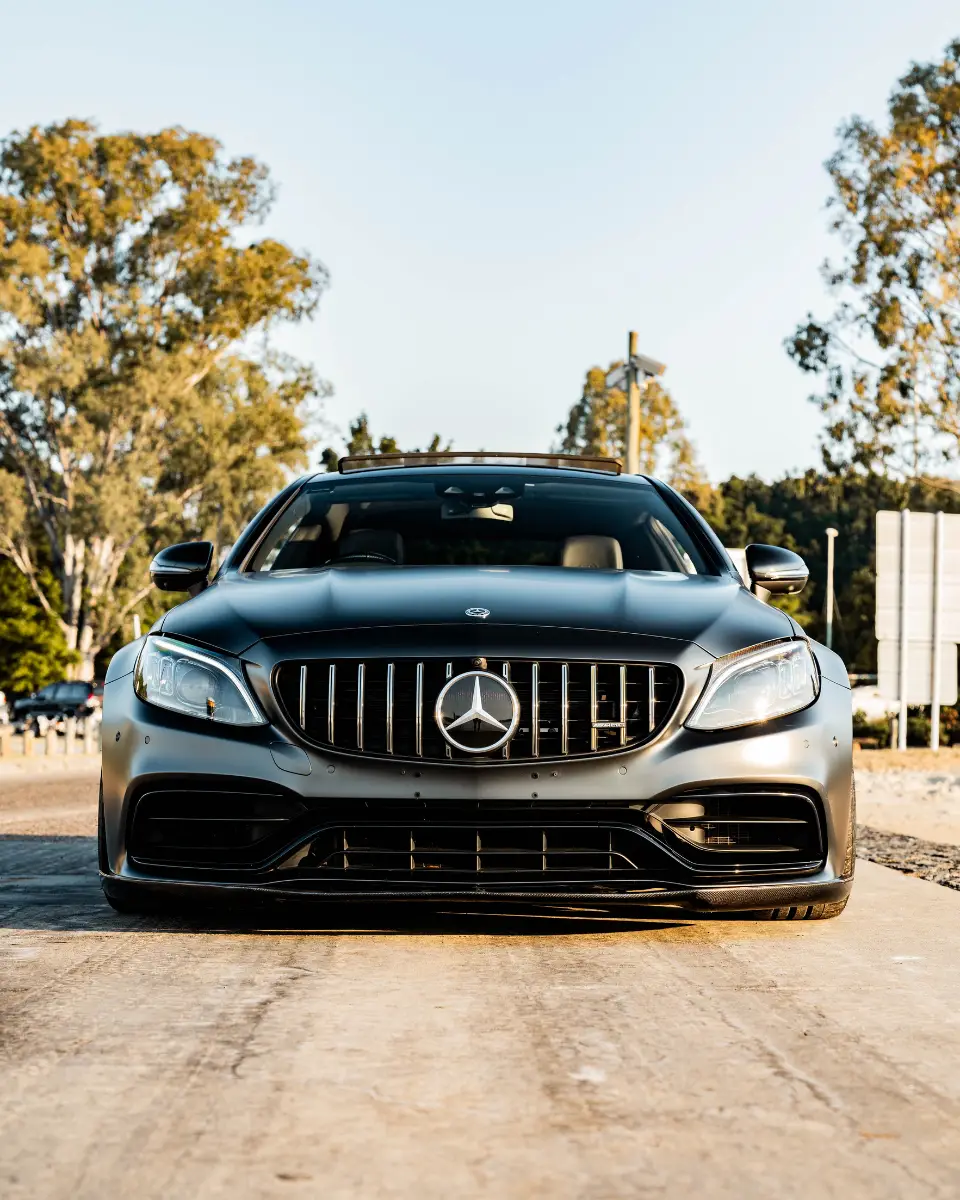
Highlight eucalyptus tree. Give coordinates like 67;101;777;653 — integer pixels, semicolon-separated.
0;120;327;678
789;39;960;480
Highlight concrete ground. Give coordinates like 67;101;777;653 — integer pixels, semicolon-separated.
2;772;960;1198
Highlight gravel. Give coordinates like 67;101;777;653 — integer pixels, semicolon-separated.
858;824;960;892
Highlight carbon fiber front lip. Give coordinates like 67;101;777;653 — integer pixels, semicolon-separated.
102;873;852;911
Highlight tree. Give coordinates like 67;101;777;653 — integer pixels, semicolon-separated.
0;120;327;678
788;39;960;479
321;413;448;471
0;559;76;695
706;469;960;671
555;363;708;499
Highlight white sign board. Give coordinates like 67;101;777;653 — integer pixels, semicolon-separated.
876;510;960;641
878;639;958;706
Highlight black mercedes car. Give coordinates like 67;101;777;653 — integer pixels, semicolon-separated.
99;453;854;918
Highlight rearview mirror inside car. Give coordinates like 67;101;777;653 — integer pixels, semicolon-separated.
150;541;214;594
744;544;809;595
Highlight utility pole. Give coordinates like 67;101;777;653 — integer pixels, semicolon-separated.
606;333;666;474
625;331;640;475
825;527;838;650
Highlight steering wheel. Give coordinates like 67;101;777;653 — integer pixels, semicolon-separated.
330;552;397;564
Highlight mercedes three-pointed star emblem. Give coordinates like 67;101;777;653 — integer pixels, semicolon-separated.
434;670;520;754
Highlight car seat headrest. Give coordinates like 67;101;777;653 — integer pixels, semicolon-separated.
561;535;623;570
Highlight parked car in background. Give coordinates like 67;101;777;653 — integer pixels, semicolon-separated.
13;681;102;735
0;688;8;726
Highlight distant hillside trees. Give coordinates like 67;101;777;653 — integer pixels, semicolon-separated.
321;414;448;470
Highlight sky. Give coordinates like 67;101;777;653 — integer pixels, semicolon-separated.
2;0;959;481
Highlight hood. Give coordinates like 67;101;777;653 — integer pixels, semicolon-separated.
158;566;794;660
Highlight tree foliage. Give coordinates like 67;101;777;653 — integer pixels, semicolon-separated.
321;413;448;471
0;120;327;677
0;559;76;694
789;39;960;478
555;363;707;498
706;470;960;671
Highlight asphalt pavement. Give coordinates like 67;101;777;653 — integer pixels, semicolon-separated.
2;773;960;1198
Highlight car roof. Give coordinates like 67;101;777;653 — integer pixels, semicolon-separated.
305;464;657;487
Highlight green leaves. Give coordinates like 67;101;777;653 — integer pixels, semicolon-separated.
555;362;706;496
789;38;960;477
0;119;328;676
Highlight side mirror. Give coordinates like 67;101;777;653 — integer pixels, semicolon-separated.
150;541;214;594
744;544;808;595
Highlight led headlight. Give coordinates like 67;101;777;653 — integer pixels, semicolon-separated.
134;636;265;726
686;640;818;731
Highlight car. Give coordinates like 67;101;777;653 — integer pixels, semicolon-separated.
13;680;102;735
99;452;854;919
0;688;8;726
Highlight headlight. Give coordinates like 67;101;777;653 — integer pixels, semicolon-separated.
686;640;818;731
134;636;265;726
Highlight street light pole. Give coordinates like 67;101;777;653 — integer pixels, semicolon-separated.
609;332;664;475
625;331;640;476
825;527;838;650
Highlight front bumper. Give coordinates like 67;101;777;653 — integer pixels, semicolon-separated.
101;656;854;911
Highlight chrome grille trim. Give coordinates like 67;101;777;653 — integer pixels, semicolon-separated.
560;663;569;755
415;662;424;757
531;662;540;758
275;657;682;764
386;663;395;755
502;661;512;759
589;663;598;752
327;664;336;743
648;666;656;733
356;663;365;751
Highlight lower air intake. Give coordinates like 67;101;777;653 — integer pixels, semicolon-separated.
283;825;649;875
647;787;824;867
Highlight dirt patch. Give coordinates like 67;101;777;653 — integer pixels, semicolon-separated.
858;825;960;892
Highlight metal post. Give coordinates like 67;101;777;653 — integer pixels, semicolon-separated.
825;527;838;649
898;509;911;751
625;330;640;475
931;511;944;751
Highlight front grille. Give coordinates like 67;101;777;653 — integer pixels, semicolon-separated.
285;824;648;875
274;657;682;763
647;787;824;866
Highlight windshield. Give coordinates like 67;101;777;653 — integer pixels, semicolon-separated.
248;472;715;575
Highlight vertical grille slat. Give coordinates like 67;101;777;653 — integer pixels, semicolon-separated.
531;662;540;758
386;663;395;754
589;664;598;752
415;662;424;757
278;658;681;763
648;666;656;733
560;663;569;755
356;663;365;751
